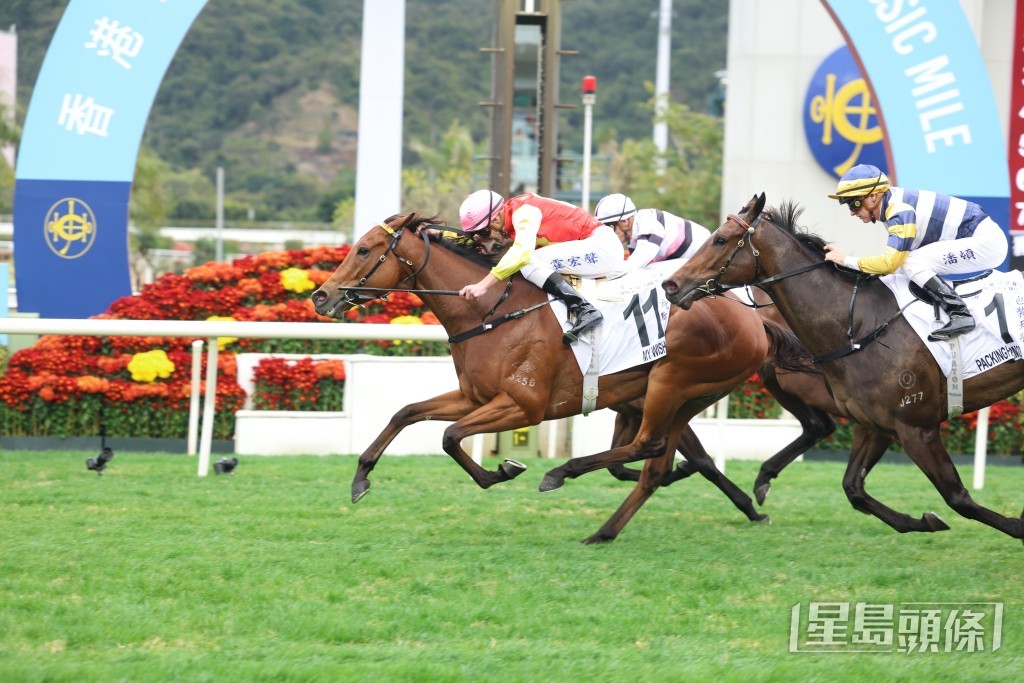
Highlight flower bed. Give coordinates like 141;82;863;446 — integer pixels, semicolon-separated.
0;245;443;440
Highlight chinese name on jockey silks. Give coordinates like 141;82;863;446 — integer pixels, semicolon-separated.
822;164;1008;341
457;190;624;344
594;193;713;275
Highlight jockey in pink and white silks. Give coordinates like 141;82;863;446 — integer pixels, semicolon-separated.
593;193;712;275
823;164;1008;341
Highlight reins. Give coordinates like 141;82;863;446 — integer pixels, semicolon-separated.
345;220;550;343
705;210;911;364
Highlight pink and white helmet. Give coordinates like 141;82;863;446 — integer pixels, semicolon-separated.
459;189;505;232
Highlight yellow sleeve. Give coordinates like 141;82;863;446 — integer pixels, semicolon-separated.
857;247;909;275
856;219;915;274
490;204;541;280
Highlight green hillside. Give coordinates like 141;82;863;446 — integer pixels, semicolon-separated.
1;0;728;221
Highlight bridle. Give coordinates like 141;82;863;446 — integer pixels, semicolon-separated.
694;211;830;299
338;220;516;321
695;212;763;297
693;209;907;365
336;221;431;307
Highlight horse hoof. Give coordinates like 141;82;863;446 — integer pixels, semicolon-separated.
539;473;564;492
500;459;527;479
923;511;950;531
582;533;615;545
752;514;771;525
351;480;370;504
754;483;771;506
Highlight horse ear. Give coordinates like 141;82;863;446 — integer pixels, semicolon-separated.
753;192;766;217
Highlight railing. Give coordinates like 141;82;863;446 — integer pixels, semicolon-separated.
0;318;447;476
0;317;996;489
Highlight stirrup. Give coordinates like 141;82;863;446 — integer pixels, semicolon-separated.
927;316;975;341
563;311;602;345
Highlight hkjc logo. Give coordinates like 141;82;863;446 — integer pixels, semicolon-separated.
803;46;888;180
45;197;97;259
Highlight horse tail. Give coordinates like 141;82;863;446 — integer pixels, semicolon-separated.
761;320;819;376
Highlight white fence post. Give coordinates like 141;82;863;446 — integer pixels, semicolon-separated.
197;339;219;477
187;339;204;456
972;406;989;490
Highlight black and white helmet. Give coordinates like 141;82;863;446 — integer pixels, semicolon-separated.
594;193;638;225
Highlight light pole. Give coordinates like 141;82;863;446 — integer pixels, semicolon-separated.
581;75;596;212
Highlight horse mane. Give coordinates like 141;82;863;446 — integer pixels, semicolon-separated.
763;201;829;257
383;211;500;269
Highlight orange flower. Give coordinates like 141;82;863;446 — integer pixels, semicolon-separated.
314;360;346;380
38;387;56;402
76;376;110;394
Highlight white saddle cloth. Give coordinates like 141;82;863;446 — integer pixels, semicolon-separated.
547;266;673;377
880;270;1024;379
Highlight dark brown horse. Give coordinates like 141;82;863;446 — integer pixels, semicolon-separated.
663;194;1024;542
311;212;806;543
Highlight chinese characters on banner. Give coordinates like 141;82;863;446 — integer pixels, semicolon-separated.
13;0;209;319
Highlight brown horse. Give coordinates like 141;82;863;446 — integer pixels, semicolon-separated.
311;212;807;543
607;289;843;505
663;194;1024;542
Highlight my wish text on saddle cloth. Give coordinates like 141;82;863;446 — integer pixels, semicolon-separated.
881;271;1024;379
548;269;672;377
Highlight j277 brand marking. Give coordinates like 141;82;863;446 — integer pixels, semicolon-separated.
900;392;924;407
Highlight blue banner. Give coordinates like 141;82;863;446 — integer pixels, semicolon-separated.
821;0;1010;269
14;0;209;318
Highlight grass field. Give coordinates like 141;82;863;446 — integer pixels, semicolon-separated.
1;450;1022;682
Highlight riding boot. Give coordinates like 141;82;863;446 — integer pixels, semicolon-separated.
541;273;603;344
922;276;975;341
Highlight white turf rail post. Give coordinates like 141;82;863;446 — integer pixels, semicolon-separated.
187;339;204;456
197;341;219;477
972;406;989;490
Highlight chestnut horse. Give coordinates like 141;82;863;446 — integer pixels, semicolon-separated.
311;212;806;543
663;194;1024;542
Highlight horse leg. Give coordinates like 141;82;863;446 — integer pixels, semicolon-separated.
582;445;679;545
437;392;549;489
670;427;769;523
753;366;837;505
841;425;947;533
540;394;718;491
899;426;1024;540
606;410;696;486
351;390;526;502
606;411;643;482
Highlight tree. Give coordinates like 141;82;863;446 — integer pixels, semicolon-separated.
609;87;724;229
402;121;480;224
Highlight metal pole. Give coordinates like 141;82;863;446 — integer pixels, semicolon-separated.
187;339;204;456
653;0;672;158
581;76;597;212
215;166;224;262
197;339;219;477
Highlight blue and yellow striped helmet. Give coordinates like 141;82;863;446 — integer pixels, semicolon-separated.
827;164;890;204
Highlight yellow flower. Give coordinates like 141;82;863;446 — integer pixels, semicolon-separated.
281;267;316;293
128;350;176;383
390;315;423;325
206;316;238;350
